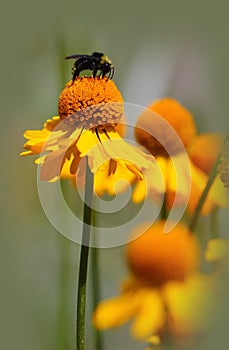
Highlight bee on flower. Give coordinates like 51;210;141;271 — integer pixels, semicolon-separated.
21;77;157;194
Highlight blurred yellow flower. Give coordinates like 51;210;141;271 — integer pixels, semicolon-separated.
93;221;215;344
134;98;228;215
21;77;156;191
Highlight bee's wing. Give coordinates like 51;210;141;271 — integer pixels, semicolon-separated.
65;54;93;60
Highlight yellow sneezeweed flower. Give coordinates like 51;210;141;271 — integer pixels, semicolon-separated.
21;77;156;190
93;221;215;344
134;98;227;215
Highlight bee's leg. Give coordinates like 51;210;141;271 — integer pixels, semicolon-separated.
93;69;97;78
72;71;78;83
105;71;110;81
111;67;114;79
72;64;80;83
108;67;113;80
100;70;107;80
98;70;103;78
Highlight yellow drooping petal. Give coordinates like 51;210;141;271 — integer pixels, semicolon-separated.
21;129;51;155
75;129;100;157
77;129;155;179
93;293;140;330
132;159;165;204
34;130;82;181
132;154;191;205
94;160;135;196
166;154;191;200
21;116;62;156
131;289;165;339
163;274;215;334
146;334;161;345
43;116;61;130
23;129;50;140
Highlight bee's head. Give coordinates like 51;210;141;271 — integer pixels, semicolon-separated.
101;54;112;66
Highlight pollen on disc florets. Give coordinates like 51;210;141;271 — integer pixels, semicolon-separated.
58;77;124;129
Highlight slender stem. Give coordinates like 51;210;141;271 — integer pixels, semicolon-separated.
76;159;94;350
189;155;221;232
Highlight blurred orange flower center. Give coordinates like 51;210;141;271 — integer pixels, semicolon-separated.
127;221;200;286
135;98;197;157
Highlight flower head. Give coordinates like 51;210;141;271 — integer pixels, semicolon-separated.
21;77;156;189
93;221;215;344
58;78;123;127
134;98;228;215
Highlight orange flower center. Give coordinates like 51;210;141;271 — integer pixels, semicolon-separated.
135;98;197;157
58;77;124;129
127;221;200;287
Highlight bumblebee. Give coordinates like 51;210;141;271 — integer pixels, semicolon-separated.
65;52;114;83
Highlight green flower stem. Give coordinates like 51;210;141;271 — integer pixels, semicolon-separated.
189;155;221;232
77;159;94;350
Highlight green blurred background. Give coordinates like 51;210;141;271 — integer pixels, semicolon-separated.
1;0;229;349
